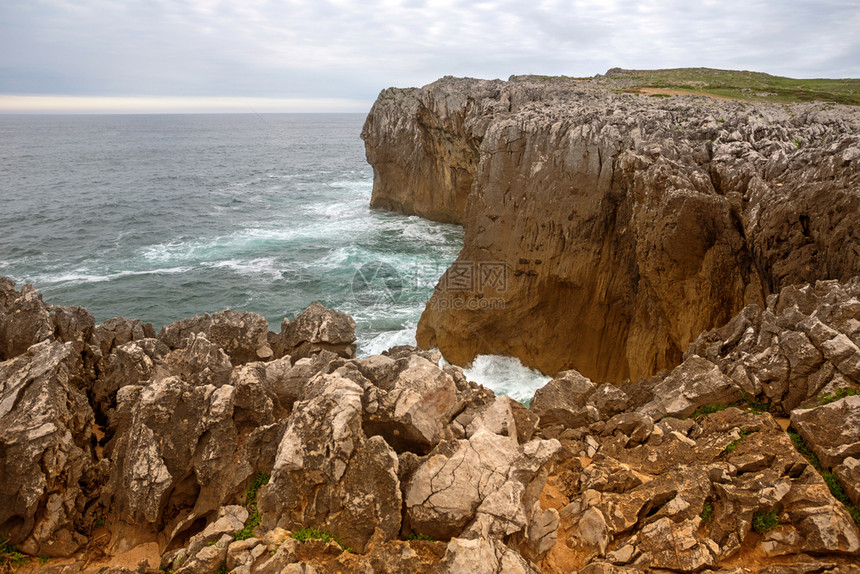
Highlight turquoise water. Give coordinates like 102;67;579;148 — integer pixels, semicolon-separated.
0;113;549;399
0;113;464;354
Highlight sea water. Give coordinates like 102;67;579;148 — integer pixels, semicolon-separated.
0;113;548;400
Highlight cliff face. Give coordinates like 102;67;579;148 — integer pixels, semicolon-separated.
362;76;860;381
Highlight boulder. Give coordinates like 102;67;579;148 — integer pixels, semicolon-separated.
259;373;401;553
404;429;560;542
159;309;273;365
103;374;270;550
0;341;96;556
791;395;860;469
276;302;356;361
637;356;743;419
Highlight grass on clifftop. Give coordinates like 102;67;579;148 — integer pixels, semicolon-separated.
602;67;860;106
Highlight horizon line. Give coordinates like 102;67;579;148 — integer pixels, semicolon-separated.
0;95;375;114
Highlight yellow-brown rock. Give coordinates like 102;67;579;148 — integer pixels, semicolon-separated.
362;76;860;381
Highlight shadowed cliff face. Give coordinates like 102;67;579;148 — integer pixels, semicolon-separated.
361;76;860;382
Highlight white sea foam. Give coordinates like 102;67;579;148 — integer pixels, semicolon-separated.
205;258;283;280
31;266;192;287
461;355;551;404
358;323;418;357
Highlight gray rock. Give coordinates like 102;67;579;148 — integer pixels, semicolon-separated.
791;395;860;469
159;309;273;365
0;341;95;556
277;301;356;361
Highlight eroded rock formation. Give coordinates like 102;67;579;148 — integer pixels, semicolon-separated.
3;278;860;573
362;76;860;381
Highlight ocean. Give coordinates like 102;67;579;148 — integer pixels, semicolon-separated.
0;113;549;401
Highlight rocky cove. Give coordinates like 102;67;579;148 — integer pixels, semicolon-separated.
2;74;860;574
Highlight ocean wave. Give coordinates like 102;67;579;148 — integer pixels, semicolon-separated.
357;323;418;356
27;266;192;287
203;258;284;280
461;355;551;404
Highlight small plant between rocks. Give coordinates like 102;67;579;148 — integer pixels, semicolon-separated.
1;533;27;572
405;533;435;542
233;472;270;541
699;501;714;524
817;388;860;406
752;510;779;534
722;429;757;455
291;527;351;552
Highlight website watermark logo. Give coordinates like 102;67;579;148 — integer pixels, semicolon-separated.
351;260;509;310
351;261;403;306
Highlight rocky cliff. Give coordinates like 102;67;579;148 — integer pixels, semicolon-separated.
3;277;860;573
362;75;860;382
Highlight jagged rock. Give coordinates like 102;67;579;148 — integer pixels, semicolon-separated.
440;537;537;574
0;341;95;556
688;279;860;412
103;374;271;551
176;534;231;574
93;316;157;360
365;77;860;382
530;370;629;429
404;428;560;541
259;373;401;553
263;350;342;412
0;282;55;360
159;309;273;365
94;338;170;414
791;395;860;469
183;505;248;558
637;355;743;419
834;457;860;506
362;354;467;453
276;301;356;361
162;333;234;387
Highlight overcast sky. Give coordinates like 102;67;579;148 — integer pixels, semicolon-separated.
1;0;859;112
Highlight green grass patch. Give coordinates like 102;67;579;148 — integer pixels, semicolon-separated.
742;393;768;414
700;501;714;524
405;533;435;542
787;430;821;470
752;510;779;534
817;388;860;406
722;429;756;454
692;404;732;419
233;472;270;541
599;67;860;106
292;528;351;552
1;533;28;570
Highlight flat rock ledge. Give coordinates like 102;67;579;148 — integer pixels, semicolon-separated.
2;277;860;573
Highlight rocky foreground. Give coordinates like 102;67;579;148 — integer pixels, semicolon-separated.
2;272;860;573
361;75;860;383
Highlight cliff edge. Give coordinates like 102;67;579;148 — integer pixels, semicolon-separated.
362;74;860;381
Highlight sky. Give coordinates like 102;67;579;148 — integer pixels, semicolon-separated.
1;0;859;113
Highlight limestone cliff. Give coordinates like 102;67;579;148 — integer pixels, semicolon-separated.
362;75;860;381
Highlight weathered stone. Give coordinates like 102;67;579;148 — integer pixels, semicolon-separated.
404;429;559;541
362;355;464;453
530;369;599;428
259;375;401;553
159;309;273;365
638;356;743;419
278;302;356;361
791;396;860;469
0;341;95;555
834;457;860;506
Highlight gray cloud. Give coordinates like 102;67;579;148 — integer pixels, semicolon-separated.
1;0;858;104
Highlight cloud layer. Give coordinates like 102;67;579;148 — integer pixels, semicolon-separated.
1;0;858;110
